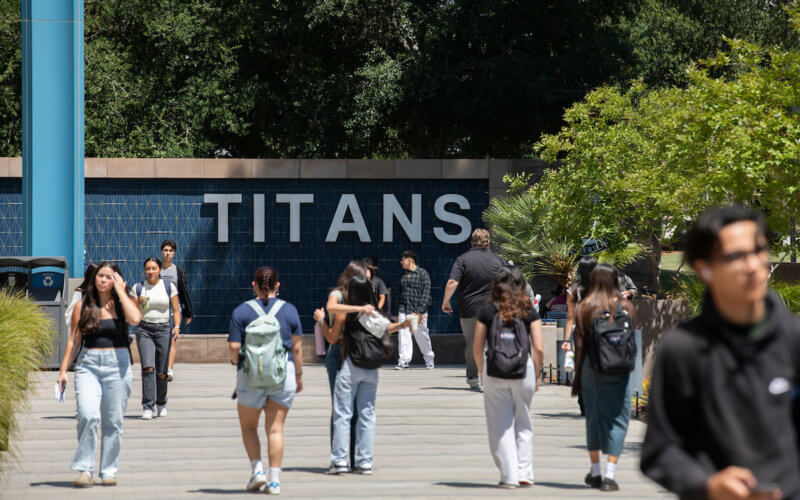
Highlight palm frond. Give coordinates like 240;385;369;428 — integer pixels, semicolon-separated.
595;243;646;269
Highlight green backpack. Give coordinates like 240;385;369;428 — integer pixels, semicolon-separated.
240;299;287;391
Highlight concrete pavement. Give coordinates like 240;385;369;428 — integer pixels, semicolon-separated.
2;364;670;499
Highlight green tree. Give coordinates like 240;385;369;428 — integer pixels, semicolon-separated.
534;12;800;293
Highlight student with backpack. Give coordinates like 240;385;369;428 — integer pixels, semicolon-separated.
572;264;636;491
133;257;181;420
327;273;411;475
227;267;303;495
473;267;544;489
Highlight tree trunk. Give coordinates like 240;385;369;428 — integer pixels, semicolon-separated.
648;232;663;296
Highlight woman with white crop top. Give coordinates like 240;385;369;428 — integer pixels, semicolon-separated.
134;257;181;420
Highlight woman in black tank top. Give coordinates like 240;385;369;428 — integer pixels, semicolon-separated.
56;262;141;488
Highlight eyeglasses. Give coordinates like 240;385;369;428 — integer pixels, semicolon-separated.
714;244;769;267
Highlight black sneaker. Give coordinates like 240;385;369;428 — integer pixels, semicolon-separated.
585;473;602;488
325;462;349;475
600;478;619;491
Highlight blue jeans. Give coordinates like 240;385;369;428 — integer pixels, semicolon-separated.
330;357;378;466
71;348;133;478
325;344;357;465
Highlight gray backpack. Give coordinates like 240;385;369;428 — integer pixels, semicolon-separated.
240;299;287;391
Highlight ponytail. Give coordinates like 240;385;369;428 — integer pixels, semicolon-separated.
254;267;278;304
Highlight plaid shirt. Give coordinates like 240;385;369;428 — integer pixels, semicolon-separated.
397;266;431;314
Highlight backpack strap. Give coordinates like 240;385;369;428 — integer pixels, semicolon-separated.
245;299;285;321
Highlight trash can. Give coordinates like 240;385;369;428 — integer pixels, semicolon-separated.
0;257;69;369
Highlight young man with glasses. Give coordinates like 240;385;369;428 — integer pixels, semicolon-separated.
641;205;800;500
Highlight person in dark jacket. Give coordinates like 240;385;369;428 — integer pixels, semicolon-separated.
641;205;800;500
160;239;194;381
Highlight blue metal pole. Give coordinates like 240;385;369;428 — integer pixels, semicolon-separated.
21;0;85;278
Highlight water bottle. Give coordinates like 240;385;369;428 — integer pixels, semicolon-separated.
564;350;575;372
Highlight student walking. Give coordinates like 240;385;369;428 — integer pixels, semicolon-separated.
316;261;375;472
327;273;410;475
572;264;636;491
443;228;507;390
473;267;543;488
56;262;141;487
396;250;434;369
364;257;389;313
561;256;598;416
133;257;181;420
160;239;194;381
227;267;303;495
65;263;99;327
641;206;800;500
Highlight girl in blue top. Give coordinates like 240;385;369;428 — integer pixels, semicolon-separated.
227;267;303;495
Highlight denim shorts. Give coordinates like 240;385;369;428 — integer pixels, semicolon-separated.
236;361;296;409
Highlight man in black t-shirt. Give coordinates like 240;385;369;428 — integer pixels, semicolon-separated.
442;228;507;391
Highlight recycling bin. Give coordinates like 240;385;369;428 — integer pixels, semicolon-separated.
0;257;69;368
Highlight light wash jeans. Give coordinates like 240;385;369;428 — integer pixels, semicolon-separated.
482;357;536;485
71;348;133;478
330;357;378;467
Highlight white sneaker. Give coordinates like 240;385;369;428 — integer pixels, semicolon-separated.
246;471;266;491
141;409;153;420
266;482;280;494
156;406;167;418
167;368;174;382
425;363;435;370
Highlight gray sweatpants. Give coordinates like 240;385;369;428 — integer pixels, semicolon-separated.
460;317;479;383
482;357;536;485
136;321;171;410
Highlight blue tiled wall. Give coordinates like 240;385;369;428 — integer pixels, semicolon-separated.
0;179;489;334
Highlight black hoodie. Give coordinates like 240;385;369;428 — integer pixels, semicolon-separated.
641;293;800;500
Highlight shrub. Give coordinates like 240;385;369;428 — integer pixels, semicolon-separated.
0;290;57;463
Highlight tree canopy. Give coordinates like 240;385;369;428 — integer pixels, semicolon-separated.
488;9;800;293
1;0;798;158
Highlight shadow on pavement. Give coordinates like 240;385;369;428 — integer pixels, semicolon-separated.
536;481;590;490
40;416;75;420
536;412;584;419
29;481;75;488
282;466;328;474
421;386;475;392
187;489;254;495
435;482;500;489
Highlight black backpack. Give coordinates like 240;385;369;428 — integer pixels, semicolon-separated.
345;320;392;369
486;313;530;379
588;301;636;376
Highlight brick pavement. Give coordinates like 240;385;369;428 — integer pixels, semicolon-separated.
2;364;670;499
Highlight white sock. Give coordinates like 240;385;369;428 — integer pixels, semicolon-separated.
605;462;616;480
269;467;280;484
250;459;263;475
590;462;601;477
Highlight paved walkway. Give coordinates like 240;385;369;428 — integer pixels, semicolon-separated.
3;364;670;499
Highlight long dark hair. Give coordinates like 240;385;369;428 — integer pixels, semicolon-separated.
255;267;278;305
577;264;633;333
572;256;597;302
491;267;532;322
76;263;100;293
78;261;130;333
344;273;376;329
334;261;368;295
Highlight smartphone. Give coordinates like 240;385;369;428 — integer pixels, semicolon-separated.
752;483;780;496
